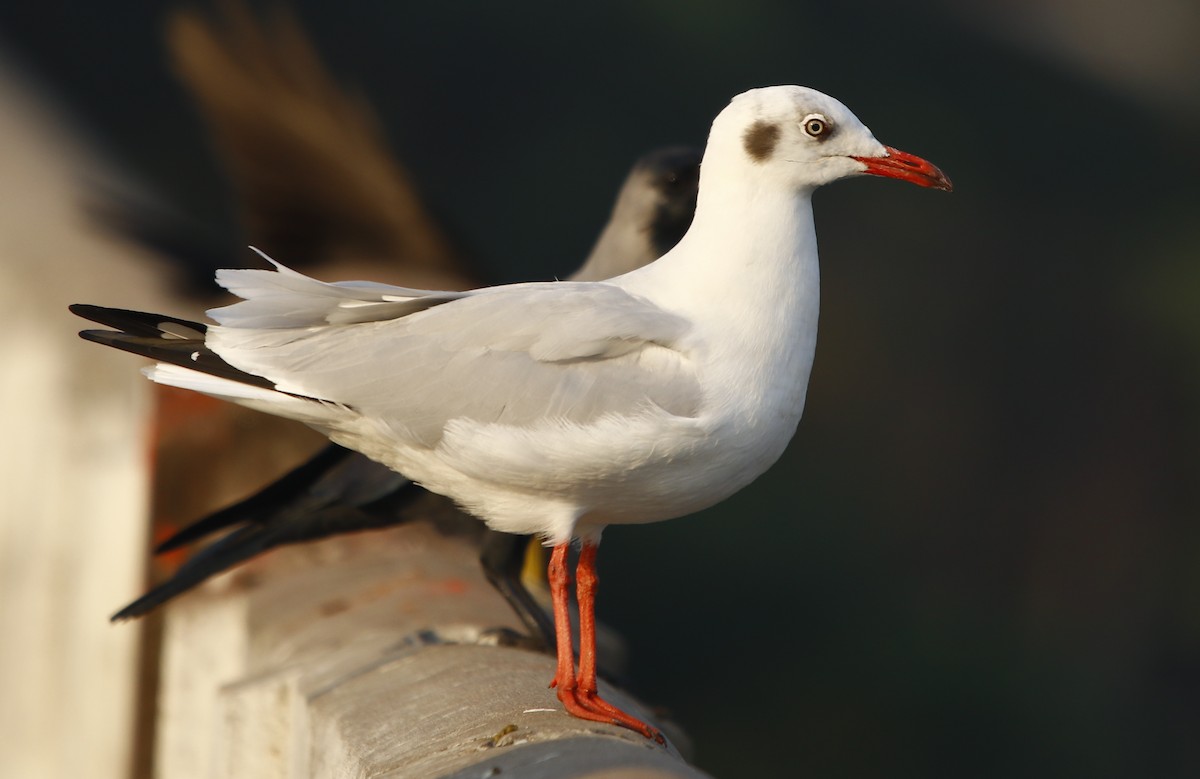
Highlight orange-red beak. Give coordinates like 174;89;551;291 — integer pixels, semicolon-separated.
852;146;953;191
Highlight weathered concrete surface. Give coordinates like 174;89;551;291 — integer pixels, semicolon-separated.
155;520;710;778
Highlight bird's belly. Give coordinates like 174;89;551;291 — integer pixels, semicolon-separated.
421;391;802;538
585;410;801;524
336;359;809;543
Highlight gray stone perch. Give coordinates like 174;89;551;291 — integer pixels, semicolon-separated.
151;517;711;778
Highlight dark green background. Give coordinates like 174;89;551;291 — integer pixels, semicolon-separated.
2;2;1197;776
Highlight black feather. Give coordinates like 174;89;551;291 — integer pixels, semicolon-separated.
155;444;355;552
113;508;374;620
69;304;208;336
112;445;426;621
70;304;275;390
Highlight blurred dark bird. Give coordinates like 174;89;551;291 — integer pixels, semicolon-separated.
107;146;701;639
90;2;700;644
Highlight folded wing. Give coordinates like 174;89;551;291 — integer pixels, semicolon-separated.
206;261;702;446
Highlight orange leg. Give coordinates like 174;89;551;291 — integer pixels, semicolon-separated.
547;542;664;743
547;543;577;693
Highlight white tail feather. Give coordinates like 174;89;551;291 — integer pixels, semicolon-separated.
143;363;286;403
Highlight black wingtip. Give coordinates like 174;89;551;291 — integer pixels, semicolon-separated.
77;328;129;348
110;524;271;620
110;605;143;623
73;309;277;390
154;444;358;554
69;304;208;337
111;588;166;621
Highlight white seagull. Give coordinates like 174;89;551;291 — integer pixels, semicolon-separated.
74;85;951;743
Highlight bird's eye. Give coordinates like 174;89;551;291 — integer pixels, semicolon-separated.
803;117;829;138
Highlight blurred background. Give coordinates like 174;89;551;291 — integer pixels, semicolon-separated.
0;1;1197;776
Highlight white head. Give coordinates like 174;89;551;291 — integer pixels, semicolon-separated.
702;85;952;194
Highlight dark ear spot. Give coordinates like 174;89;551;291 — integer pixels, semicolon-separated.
742;120;780;163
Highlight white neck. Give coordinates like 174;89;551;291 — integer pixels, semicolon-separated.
622;165;819;329
616;164;822;419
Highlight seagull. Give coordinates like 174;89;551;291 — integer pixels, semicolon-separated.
74;85;950;743
106;146;702;645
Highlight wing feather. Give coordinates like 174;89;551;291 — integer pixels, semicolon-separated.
212;252;469;327
205;263;701;446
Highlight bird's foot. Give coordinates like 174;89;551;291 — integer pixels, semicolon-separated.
552;680;665;744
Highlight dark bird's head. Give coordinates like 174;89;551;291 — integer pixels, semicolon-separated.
572;146;701;281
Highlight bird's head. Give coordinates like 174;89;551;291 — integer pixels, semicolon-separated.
707;85;952;193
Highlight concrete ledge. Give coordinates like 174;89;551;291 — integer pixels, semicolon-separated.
153;520;709;778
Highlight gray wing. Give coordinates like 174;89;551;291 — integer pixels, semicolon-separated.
211;255;471;326
207;263;701;446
